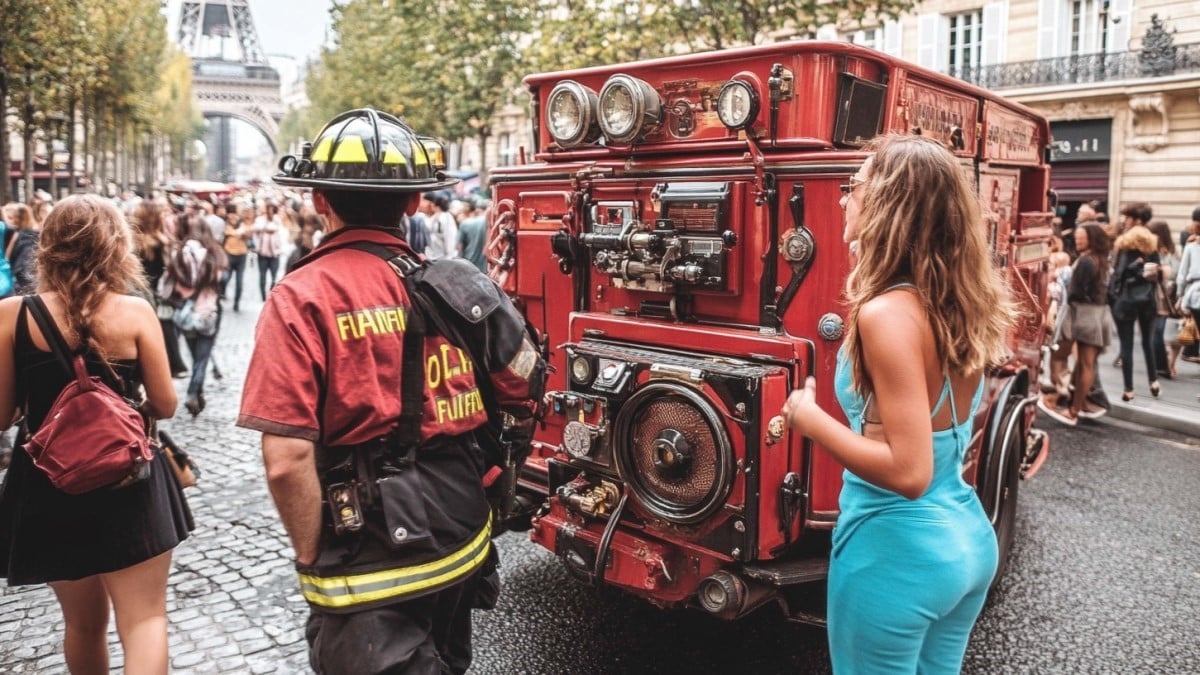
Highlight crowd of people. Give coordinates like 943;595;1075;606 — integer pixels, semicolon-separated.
1039;200;1200;425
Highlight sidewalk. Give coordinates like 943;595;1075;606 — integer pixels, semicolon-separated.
1093;350;1200;437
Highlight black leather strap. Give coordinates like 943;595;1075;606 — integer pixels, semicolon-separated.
23;296;76;376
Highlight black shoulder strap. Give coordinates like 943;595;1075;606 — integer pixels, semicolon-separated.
23;296;76;376
329;241;429;447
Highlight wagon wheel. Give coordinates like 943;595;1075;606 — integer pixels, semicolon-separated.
486;200;517;289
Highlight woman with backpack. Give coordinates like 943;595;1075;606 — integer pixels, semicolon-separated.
169;213;227;417
0;195;193;674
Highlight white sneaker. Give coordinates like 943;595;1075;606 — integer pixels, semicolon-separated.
1037;397;1077;427
1077;406;1108;420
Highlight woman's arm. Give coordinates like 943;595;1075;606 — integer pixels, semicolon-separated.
0;297;21;428
132;297;177;418
784;295;936;499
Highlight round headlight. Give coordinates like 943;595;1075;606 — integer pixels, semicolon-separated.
546;81;599;148
598;74;663;144
716;80;760;130
570;355;593;385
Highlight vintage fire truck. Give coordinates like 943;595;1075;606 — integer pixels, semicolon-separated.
486;41;1052;623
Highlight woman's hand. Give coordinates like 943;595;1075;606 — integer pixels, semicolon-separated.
782;376;821;437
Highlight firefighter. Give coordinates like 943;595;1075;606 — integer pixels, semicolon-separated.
237;108;544;674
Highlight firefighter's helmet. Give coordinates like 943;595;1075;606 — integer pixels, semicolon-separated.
274;108;458;193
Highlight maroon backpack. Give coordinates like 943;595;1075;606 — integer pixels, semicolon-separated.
20;296;153;494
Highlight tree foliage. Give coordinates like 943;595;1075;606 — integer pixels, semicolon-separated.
0;0;196;200
294;0;918;175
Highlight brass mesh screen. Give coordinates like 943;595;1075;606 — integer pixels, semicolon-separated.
630;397;717;507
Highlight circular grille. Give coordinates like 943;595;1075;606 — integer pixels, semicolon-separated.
614;382;733;524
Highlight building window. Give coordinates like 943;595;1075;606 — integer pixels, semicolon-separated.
1069;0;1109;54
498;133;516;166
948;10;983;75
850;27;882;51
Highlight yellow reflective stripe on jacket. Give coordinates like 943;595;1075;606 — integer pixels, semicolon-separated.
298;520;491;609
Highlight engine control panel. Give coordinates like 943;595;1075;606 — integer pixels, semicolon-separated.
581;182;735;294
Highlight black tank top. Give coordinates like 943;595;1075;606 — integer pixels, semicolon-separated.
15;298;140;432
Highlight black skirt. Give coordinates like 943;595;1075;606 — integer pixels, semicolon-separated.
0;438;194;585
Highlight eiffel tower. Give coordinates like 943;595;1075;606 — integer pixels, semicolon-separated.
177;0;285;182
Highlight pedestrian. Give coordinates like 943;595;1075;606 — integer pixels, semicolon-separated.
1110;203;1161;401
0;194;193;674
1040;223;1114;424
222;204;252;312
420;190;458;259
132;201;189;379
458;195;488;272
170;213;227;417
1174;215;1200;363
282;213;321;274
404;209;429;254
782;135;1012;672
252;202;283;299
5;203;39;294
240;108;544;675
1147;219;1179;379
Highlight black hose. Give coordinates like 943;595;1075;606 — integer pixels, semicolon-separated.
593;493;629;582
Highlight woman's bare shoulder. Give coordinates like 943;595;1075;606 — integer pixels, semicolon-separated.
100;293;156;324
0;295;24;328
859;289;925;330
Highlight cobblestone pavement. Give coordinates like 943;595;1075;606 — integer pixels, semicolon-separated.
1;293;313;674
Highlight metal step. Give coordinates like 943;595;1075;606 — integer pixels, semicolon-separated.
741;556;829;586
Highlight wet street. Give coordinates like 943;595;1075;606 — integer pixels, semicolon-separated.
3;295;1199;673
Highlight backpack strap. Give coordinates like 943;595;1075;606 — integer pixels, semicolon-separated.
335;240;430;449
23;296;100;391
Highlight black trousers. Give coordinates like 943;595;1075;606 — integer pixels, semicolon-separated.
305;572;489;675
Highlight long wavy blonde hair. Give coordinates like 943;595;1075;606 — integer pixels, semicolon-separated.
36;195;147;355
843;134;1016;395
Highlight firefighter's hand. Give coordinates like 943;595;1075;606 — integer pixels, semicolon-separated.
782;377;820;436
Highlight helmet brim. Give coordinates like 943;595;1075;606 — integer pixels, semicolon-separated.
272;174;460;192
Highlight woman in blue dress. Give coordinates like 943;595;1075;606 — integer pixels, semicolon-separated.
783;135;1015;674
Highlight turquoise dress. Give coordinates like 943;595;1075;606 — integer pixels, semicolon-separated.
828;337;998;673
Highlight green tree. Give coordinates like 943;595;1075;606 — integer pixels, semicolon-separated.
299;0;918;181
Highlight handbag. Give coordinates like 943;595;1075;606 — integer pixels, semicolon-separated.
1165;316;1185;344
1179;316;1199;346
20;297;154;494
157;429;199;489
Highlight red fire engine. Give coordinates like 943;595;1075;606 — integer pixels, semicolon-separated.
487;41;1052;623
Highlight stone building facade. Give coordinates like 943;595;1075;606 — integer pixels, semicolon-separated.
847;0;1200;229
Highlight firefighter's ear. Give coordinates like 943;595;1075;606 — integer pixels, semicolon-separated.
402;192;422;217
311;190;332;216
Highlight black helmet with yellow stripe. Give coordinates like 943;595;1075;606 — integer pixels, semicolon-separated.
274;108;458;192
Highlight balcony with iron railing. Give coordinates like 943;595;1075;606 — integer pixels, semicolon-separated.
947;15;1198;91
950;42;1200;90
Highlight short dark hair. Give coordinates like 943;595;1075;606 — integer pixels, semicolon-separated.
1119;202;1152;224
318;189;410;228
1191;206;1200;222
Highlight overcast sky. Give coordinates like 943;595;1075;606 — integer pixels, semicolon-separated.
164;0;335;66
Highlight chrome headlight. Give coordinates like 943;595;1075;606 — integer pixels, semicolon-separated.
546;81;600;148
598;74;663;144
569;354;594;386
716;80;760;130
